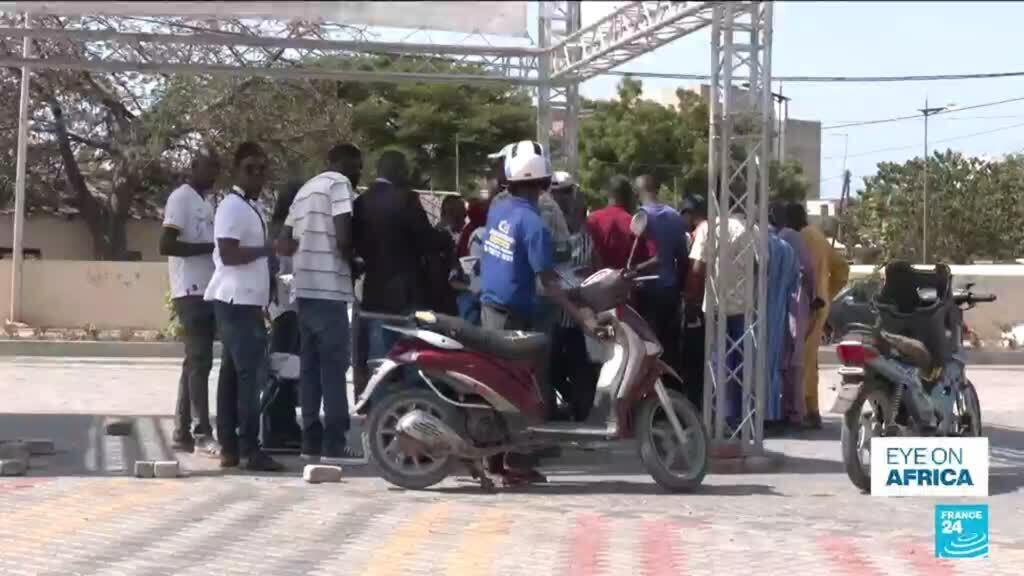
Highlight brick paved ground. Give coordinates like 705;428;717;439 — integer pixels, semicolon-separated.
1;358;1023;575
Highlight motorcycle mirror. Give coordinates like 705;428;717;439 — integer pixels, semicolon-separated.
630;211;649;236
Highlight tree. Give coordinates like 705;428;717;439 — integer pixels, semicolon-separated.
769;159;810;202
334;56;534;194
0;14;359;259
578;78;709;207
843;150;1024;264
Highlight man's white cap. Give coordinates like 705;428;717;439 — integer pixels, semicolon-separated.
551;171;574;188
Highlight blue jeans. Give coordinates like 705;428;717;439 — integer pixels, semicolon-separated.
726;314;745;426
214;302;267;456
297;298;351;453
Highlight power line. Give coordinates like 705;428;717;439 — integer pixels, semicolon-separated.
822;95;1024;130
823;120;1024;161
607;70;1024;83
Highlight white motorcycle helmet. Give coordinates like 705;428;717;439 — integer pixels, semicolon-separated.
503;140;552;183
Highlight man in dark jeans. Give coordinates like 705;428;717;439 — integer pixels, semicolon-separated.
279;144;364;463
353;150;438;360
205;142;282;471
636;174;687;378
160;152;221;456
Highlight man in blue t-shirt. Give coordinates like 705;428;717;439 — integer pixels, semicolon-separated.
479;142;600;336
635;174;687;376
479;140;604;485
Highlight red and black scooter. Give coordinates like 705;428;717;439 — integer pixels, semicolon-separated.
354;212;708;491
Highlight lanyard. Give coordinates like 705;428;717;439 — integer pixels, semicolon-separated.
230;187;266;239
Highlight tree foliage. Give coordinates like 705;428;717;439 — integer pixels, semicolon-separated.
842;150;1024;263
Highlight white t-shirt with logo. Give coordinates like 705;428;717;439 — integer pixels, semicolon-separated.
204;189;270;307
285;171;355;302
162;184;215;298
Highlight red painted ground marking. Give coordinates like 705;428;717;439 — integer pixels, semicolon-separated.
818;535;884;576
569;514;608;576
898;541;956;576
0;478;50;493
641;519;683;576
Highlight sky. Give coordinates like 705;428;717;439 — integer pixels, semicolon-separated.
576;1;1024;199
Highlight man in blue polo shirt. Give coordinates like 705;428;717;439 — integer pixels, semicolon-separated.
479;140;604;484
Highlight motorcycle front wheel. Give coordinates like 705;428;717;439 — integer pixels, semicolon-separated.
365;389;456;490
636;388;708;492
841;382;893;493
955;380;983;437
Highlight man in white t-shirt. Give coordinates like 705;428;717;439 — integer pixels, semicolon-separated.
160;152;220;456
204;141;283;472
278;143;364;463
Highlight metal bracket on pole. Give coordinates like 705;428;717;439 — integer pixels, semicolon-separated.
703;2;774;464
10;13;32;323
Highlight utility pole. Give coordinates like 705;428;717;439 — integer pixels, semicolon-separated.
832;169;851;249
919;98;948;264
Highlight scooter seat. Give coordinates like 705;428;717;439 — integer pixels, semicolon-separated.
880;331;932;369
418;313;549;362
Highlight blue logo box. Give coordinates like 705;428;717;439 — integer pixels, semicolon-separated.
935;505;989;559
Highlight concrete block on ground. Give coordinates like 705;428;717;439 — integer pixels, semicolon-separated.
134;461;155;478
0;441;30;461
303;464;343;484
0;458;28;476
21;438;55;455
152;461;180;478
105;419;134;436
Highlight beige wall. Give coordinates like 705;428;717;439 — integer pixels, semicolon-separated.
785;119;822;199
1;260;169;330
0;214;163;261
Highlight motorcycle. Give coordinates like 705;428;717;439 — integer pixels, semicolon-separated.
830;261;994;492
353;211;708;492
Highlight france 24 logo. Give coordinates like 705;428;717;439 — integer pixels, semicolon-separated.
935;505;989;559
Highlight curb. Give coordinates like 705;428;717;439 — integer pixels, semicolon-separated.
3;339;1024;365
0;340;221;358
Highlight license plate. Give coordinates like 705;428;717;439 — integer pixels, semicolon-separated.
830;383;861;414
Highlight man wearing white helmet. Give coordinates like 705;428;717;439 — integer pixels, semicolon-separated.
479;140;605;483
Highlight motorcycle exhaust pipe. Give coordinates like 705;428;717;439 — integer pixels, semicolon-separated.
868;358;937;427
395;410;471;454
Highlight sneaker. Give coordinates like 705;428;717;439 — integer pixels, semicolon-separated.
321;445;365;465
244;451;285;472
220;453;240;468
193;436;221;458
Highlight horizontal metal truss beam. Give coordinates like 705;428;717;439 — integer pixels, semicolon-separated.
550;1;723;83
0;24;540;85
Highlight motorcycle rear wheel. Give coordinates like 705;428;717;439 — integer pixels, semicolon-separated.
366;389;456;490
636;388;708;492
841;382;892;493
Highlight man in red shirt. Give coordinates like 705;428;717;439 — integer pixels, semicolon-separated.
586;175;657;272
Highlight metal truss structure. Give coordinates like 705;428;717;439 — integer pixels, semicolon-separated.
702;2;774;455
2;1;775;455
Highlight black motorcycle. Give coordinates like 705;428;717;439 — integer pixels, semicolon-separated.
829;261;995;492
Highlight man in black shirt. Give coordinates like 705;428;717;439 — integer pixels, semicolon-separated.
353;150;438;358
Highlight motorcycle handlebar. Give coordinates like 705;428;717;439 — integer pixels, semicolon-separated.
357;311;414;324
953;292;997;305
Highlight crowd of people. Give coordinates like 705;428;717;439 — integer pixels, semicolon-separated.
159;137;848;474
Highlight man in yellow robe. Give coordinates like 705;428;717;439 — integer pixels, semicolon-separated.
788;203;849;429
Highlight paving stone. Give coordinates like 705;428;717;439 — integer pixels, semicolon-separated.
152;461;180;478
0;458;28;476
303;464;343;484
105;419;134;436
134;461;155;478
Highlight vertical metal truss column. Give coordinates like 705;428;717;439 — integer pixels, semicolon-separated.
536;1;582;174
703;2;774;455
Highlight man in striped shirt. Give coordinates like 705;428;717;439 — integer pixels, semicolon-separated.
278;143;364;463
